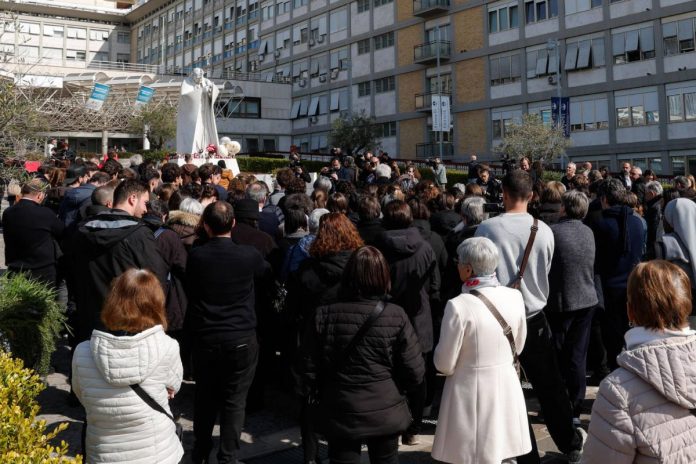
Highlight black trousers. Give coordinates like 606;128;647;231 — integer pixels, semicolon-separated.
516;311;581;464
601;287;629;371
328;434;399;464
547;307;595;417
192;335;258;464
405;353;427;436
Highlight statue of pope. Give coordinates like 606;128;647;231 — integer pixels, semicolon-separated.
176;68;220;155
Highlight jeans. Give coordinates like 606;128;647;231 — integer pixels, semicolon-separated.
516;311;582;464
547;307;595;417
328;434;399;464
192;335;258;464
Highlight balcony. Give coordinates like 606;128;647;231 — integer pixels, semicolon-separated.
413;0;450;16
415;92;451;112
414;41;450;64
416;142;453;159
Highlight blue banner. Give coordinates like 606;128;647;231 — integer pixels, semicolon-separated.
551;97;570;138
85;82;110;110
135;85;156;106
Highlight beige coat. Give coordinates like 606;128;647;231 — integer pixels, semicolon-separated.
583;330;696;463
431;286;531;464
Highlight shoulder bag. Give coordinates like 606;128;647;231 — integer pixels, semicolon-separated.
471;289;521;378
508;218;539;290
130;384;183;442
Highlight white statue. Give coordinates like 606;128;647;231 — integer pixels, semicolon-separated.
176;68;220;155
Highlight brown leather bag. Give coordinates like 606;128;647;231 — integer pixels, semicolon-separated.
508;218;539;290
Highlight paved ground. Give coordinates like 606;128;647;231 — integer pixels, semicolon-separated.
0;195;596;463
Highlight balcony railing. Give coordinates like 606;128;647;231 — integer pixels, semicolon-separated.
414;40;451;64
413;0;450;16
415;91;451;111
416;142;454;159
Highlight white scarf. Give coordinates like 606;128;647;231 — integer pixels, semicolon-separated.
461;273;500;294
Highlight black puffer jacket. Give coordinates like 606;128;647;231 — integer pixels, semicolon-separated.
375;227;438;352
291;250;353;320
298;299;424;439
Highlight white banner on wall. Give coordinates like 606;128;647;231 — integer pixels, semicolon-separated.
431;95;442;132
440;95;451;132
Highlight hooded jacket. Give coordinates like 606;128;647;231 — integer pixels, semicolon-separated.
376;227;438;352
59;184;96;227
292;250;353;319
166;210;200;252
582;331;696;463
72;325;183;464
72;211;168;342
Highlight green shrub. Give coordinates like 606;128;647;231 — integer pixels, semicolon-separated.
0;274;66;376
236;157;325;175
0;351;81;462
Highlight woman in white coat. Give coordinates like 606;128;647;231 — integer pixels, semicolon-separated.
72;269;184;464
432;237;531;464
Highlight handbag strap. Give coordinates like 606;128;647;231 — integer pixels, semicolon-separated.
130;384;176;425
516;218;539;283
471;290;520;370
334;300;385;372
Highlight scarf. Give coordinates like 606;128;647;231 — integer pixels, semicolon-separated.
461;273;500;294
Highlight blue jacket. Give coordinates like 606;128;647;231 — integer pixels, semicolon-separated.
593;205;645;289
58;184;96;227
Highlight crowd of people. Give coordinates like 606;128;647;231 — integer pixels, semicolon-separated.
2;148;696;464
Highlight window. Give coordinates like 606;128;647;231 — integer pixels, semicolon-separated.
570;97;609;132
612;26;655;64
374;32;394;50
525;0;557;23
667;92;696;122
357;38;371;54
42;47;62;60
330;48;349;69
488;3;519;33
116;53;130;63
221;98;261;118
527;48;557;78
491;110;522;138
565;0;601;15
93;51;109;61
375;76;395;93
357;0;371;13
358;81;371;96
21;23;40;35
565;37;605;71
66;50;86;61
276;1;290;14
90;30;109;41
48;26;64;38
293;0;308;8
374;0;393;6
330;9;348;33
117;31;130;43
490;53;521;85
262;4;274;20
379;122;397;137
18;45;39;59
663;18;696;56
427;74;452;93
615;90;659;127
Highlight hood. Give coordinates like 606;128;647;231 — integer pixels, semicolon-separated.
63;184;95;205
78;211;147;248
617;333;696;409
90;326;166;386
413;219;433;239
81;203;110;219
664;199;696;281
379;227;423;257
312;250;353;281
167;210;200;228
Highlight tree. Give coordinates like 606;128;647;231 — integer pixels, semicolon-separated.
128;104;177;150
329;111;381;155
494;113;571;164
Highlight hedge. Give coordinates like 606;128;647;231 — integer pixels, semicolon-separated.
0;351;81;462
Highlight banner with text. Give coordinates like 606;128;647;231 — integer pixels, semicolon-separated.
551;97;570;138
85;83;111;111
135;86;156;106
431;95;442;132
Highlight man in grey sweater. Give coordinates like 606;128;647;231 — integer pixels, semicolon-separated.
476;169;585;464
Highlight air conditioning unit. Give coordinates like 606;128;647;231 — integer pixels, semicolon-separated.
309;115;318;123
274;49;281;57
547;75;557;85
319;74;327;82
317;35;325;44
258;54;265;62
330;69;339;79
298;78;307;87
308;38;315;46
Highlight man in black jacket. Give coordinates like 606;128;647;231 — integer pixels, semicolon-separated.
71;179;167;342
375;200;438;446
186;201;271;464
2;179;64;287
644;181;664;259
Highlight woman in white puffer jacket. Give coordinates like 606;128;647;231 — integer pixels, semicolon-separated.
72;269;184;464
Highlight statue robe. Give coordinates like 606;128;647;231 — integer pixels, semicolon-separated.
176;77;220;155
